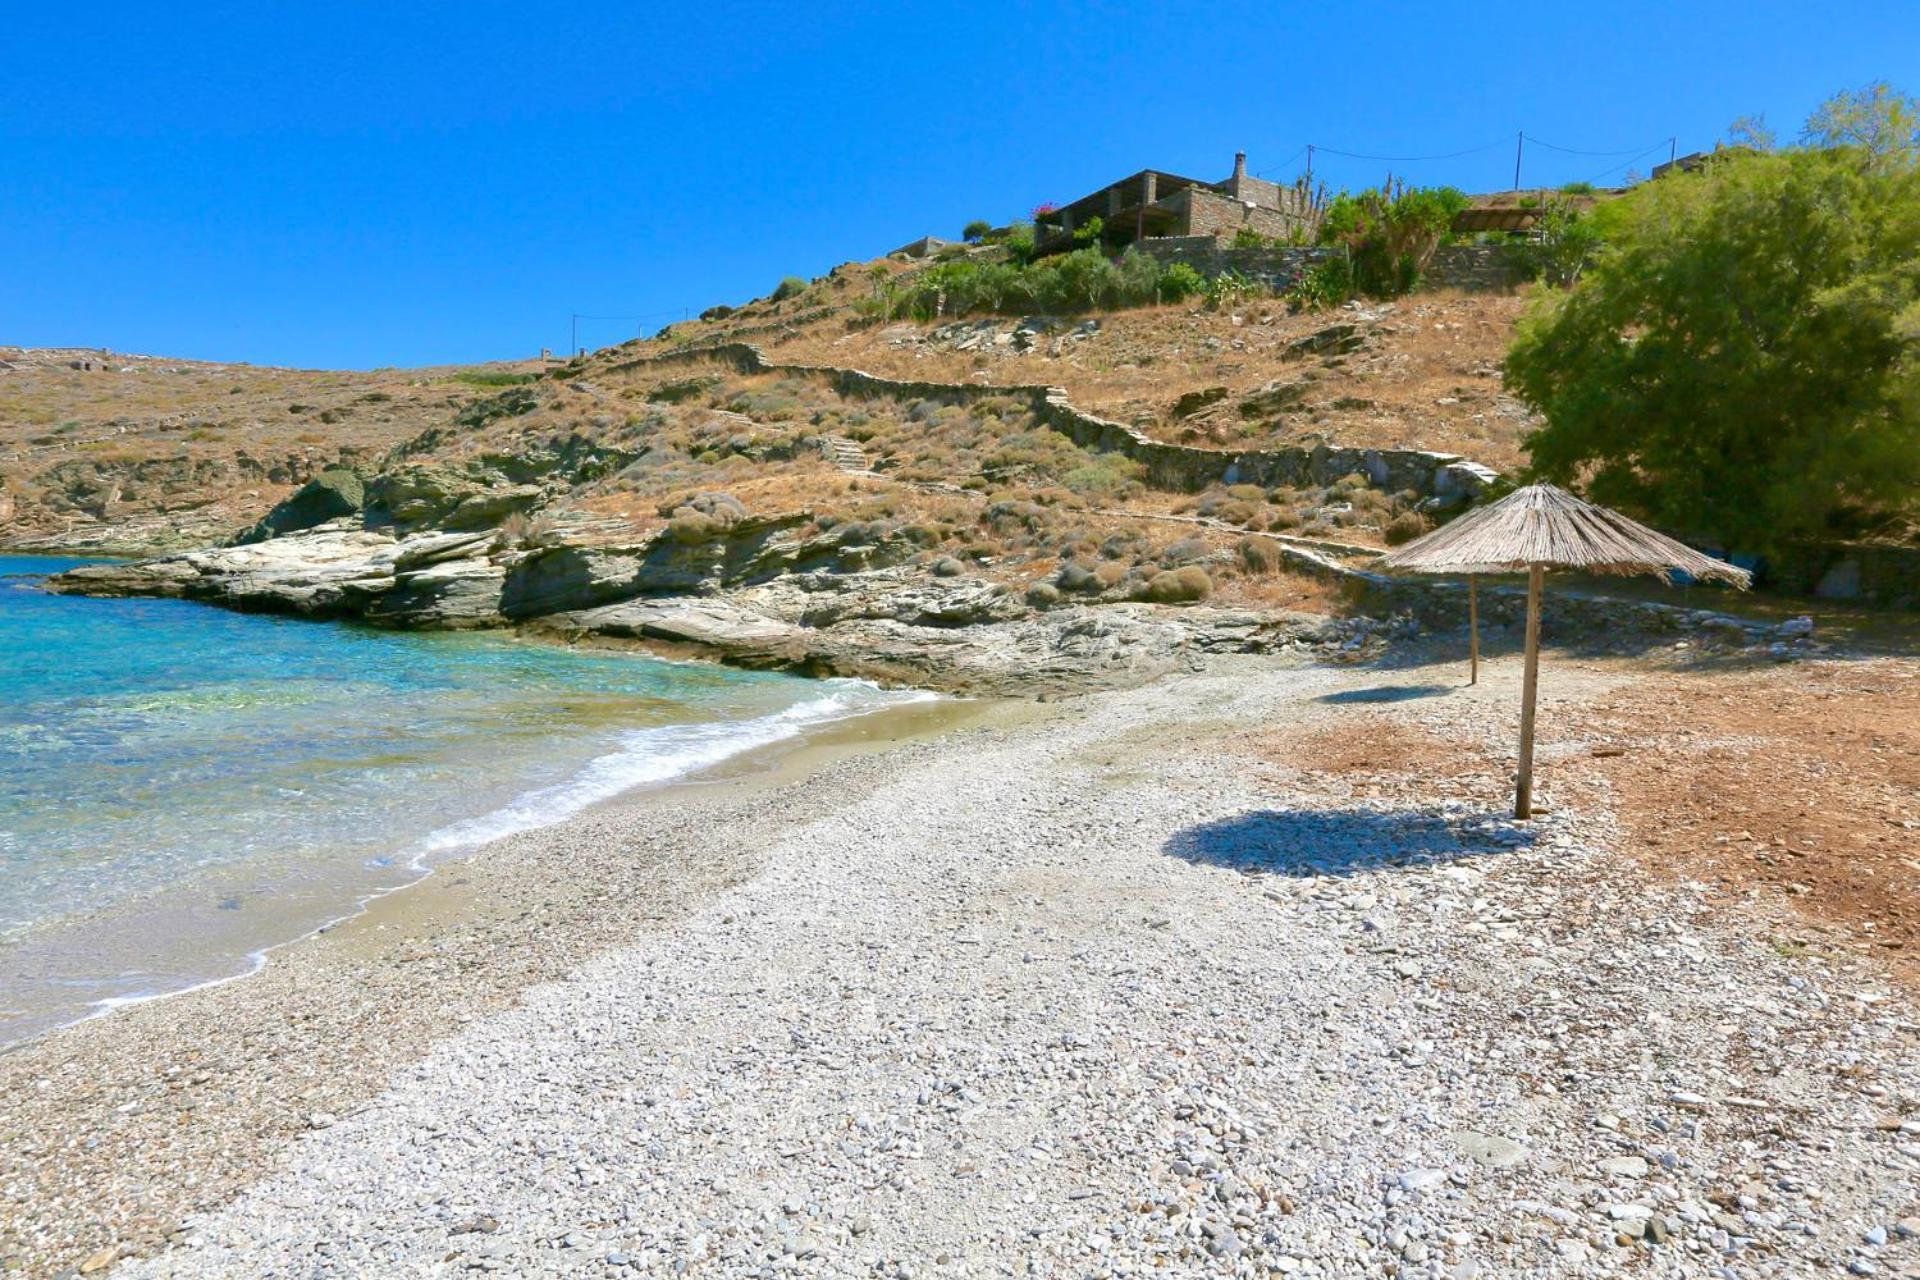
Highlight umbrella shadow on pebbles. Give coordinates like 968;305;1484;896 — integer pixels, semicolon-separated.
1163;808;1536;879
1316;684;1454;705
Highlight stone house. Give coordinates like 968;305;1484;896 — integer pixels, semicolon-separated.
1035;152;1310;256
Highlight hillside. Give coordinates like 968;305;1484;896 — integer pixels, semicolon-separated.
0;348;540;551
4;264;1542;614
674;278;1538;468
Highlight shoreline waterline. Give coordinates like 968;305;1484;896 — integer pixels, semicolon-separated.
35;682;956;1050
0;556;948;1048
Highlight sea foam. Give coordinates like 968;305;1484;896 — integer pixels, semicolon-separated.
414;680;937;859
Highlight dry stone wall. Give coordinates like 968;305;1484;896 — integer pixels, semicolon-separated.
619;342;1497;502
1136;241;1526;293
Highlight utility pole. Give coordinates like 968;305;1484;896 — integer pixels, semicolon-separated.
1669;136;1678;169
570;314;578;356
1305;144;1314;183
1513;131;1524;191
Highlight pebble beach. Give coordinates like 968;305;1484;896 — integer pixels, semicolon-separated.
7;650;1919;1278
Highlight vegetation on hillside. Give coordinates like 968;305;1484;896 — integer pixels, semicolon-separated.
1508;83;1920;551
1318;180;1471;297
869;248;1205;321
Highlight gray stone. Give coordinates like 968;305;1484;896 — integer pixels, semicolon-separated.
1453;1130;1529;1169
1397;1168;1447;1192
1598;1155;1649;1179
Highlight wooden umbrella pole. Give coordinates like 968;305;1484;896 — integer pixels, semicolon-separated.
1468;575;1479;685
1515;563;1544;819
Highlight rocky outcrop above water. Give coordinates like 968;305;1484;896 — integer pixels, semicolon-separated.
238;469;365;543
49;520;1347;693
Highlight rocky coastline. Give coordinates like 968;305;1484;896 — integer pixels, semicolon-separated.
45;515;1366;695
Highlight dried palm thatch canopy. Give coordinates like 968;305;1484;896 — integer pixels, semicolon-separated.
1374;483;1753;585
1374;483;1751;818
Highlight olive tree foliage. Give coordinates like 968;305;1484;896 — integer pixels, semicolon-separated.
1505;85;1920;552
1803;81;1919;164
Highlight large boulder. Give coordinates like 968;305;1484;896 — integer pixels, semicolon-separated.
499;513;814;618
237;469;364;543
363;465;542;531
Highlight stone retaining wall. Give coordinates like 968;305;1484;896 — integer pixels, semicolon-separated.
612;342;1497;502
1763;540;1920;607
1134;241;1526;293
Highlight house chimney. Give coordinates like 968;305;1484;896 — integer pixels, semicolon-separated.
1233;151;1247;180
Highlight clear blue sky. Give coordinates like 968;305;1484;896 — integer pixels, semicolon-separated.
4;2;1911;369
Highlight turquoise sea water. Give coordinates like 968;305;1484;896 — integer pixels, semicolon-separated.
0;556;926;1046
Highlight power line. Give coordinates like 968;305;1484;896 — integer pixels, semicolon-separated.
1522;133;1669;158
1310;140;1506;163
1253;145;1308;179
1585;139;1675;186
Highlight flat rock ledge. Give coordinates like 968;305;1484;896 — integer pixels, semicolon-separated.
48;522;1354;695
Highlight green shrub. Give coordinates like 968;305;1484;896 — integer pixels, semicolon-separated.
1319;180;1470;296
1202;270;1261;311
1159;262;1205;302
1520;198;1603;286
1384;511;1431;545
1237;536;1285;573
1329;471;1371;495
449;370;537;387
1024;581;1063;608
962;219;993;243
771;276;809;302
1143;566;1213;603
1287;257;1355;311
895;247;1211;320
1002;221;1037;266
1059;453;1145;499
652;375;721;404
1055;561;1100;593
454;386;539;428
667;512;724;543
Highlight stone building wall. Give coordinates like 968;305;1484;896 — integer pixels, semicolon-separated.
1167;189;1304;243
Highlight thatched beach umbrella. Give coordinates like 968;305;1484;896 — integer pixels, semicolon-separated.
1375;483;1750;819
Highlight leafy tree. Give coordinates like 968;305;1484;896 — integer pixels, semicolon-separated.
961;219;993;243
1802;80;1918;163
1506;85;1920;551
1002;220;1036;266
1318;179;1469;296
1521;198;1602;286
